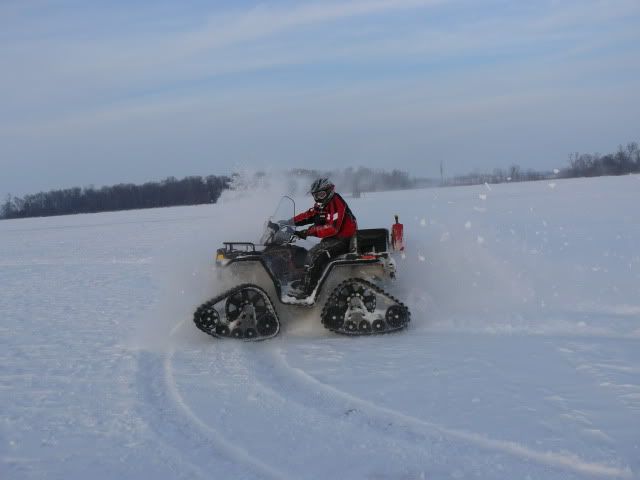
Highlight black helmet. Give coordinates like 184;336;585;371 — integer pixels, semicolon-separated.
310;178;335;205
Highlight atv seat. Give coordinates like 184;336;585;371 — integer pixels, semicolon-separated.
352;229;389;254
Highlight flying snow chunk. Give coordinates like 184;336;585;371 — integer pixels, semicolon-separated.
418;254;426;262
479;194;487;201
420;218;427;227
465;221;472;229
548;182;557;189
477;236;485;244
553;168;560;174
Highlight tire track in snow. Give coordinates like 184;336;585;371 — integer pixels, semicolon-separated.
165;329;453;478
162;319;290;480
135;352;217;480
134;319;289;480
232;342;450;454
162;351;288;480
163;319;633;479
169;336;487;478
239;342;444;447
266;346;633;479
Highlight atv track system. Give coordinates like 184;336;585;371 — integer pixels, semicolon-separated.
194;284;280;341
322;278;410;336
194;280;410;341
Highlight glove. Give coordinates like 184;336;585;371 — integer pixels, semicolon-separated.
296;229;309;240
268;220;279;231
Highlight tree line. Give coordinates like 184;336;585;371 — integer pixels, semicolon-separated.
565;142;639;178
445;165;554;186
290;167;436;195
1;175;229;220
444;141;639;187
2;142;637;219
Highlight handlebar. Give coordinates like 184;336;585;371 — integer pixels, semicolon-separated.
263;221;298;246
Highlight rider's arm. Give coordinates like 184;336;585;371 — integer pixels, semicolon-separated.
293;206;318;226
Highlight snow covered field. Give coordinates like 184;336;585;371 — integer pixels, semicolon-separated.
1;175;639;479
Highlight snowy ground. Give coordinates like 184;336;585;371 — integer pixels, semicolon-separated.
1;175;639;479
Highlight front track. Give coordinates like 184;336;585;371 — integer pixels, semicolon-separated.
193;284;280;341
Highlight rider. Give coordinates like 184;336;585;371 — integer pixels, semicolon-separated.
292;178;357;297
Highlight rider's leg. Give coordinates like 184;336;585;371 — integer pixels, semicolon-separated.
303;237;350;294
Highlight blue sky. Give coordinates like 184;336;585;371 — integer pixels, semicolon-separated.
1;0;639;196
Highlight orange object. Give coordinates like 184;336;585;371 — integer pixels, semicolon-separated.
391;215;405;251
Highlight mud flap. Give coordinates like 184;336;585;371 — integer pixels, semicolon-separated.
391;215;405;252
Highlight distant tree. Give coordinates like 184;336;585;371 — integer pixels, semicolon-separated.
2;174;230;219
1;194;14;219
509;165;521;182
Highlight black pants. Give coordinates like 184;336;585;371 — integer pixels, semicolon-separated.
304;237;351;292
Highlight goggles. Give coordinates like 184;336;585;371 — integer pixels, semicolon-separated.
312;189;328;202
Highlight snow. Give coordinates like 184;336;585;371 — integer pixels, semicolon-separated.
1;175;640;479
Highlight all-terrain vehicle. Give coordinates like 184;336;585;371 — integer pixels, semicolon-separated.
193;196;410;340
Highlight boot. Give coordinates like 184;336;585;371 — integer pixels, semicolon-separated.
287;279;308;299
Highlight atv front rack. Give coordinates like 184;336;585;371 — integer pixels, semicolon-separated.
217;242;259;264
222;242;256;252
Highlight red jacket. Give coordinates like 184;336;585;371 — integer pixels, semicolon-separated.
294;193;357;239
